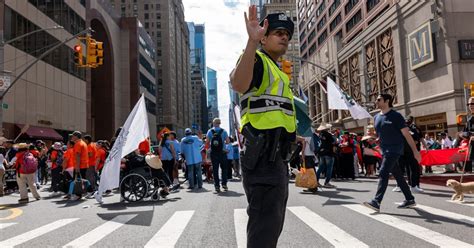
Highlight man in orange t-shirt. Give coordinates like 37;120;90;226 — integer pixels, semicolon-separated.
95;141;107;174
71;131;89;179
84;135;97;192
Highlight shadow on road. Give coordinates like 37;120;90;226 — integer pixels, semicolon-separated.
215;190;245;197
97;197;182;211
299;190;354;200
336;187;371;193
387;210;474;228
321;199;359;206
97;209;155;227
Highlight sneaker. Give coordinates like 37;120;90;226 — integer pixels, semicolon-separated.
35;196;41;200
70;195;81;201
398;199;416;208
85;193;94;199
363;200;380;212
411;186;424;193
63;195;71;199
323;183;336;188
303;188;318;193
392;186;401;192
222;185;228;191
18;198;29;203
215;187;221;193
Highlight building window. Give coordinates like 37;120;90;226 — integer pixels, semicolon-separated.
157;22;161;28
156;13;161;19
144;4;148;10
317;16;326;31
145;13;149;19
346;9;362;32
316;1;326;17
300;41;307;53
318;29;328;45
133;4;138;11
145;22;149;28
345;0;359;15
307;29;316;43
329;13;341;32
329;0;341;17
307;16;315;31
308;42;317;55
306;2;314;18
366;0;380;13
299;30;306;42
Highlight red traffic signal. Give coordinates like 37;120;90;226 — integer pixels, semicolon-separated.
73;44;83;66
74;45;81;52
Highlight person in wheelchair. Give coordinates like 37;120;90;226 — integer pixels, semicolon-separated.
121;151;172;199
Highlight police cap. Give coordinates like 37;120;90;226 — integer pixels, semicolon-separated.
260;13;294;40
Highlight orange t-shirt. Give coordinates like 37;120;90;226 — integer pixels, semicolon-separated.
63;148;74;169
74;139;89;169
96;148;106;171
87;142;97;167
50;150;59;169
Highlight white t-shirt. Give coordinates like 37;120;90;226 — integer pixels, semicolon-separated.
303;137;315;156
441;138;453;149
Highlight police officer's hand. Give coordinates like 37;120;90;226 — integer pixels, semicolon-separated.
414;152;421;164
245;5;268;43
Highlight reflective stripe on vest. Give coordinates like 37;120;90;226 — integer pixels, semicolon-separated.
239;50;296;133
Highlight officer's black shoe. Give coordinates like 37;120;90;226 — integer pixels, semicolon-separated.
215;187;221;193
222;185;228;191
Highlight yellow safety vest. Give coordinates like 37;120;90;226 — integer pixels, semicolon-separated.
240;50;296;133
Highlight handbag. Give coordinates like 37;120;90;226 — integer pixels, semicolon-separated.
70;174;90;195
295;166;317;189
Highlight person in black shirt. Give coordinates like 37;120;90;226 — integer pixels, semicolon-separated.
462;97;474;173
316;124;336;187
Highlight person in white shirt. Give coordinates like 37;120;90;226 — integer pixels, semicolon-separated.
440;132;456;172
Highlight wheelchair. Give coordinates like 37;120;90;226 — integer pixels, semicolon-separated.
119;154;169;202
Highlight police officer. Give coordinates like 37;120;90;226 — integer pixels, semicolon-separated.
230;5;296;248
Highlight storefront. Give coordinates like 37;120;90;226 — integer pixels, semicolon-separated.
415;113;448;138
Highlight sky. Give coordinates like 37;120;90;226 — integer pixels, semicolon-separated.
183;0;249;131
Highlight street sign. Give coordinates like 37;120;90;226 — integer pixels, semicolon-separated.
2;103;8;109
0;76;11;91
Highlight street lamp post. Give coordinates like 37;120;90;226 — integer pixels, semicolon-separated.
0;27;92;137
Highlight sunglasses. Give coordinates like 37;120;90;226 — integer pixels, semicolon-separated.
468;103;474;106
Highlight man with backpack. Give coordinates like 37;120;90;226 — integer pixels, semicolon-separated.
14;143;40;203
206;118;230;192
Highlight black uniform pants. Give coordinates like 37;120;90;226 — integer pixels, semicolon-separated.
242;147;289;248
399;154;420;187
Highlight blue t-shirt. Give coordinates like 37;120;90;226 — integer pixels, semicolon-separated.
374;109;407;155
226;144;234;160
233;144;240;159
180;135;203;165
161;140;174;161
172;139;181;155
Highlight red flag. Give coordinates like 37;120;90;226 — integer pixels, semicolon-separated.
420;148;469;166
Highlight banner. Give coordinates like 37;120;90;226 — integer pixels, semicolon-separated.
298;85;309;103
95;94;150;203
326;77;371;120
420;148;469;166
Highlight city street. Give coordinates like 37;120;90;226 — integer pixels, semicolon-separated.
1;176;472;248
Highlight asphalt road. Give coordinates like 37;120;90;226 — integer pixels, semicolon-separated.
0;176;473;248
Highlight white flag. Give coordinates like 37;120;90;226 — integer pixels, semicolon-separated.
95;94;150;203
326;77;371;120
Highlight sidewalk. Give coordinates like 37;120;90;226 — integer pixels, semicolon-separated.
420;165;473;186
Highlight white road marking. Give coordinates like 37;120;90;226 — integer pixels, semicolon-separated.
63;214;137;248
144;210;195;248
344;204;474;248
288;206;369;248
0;218;79;248
411;204;474;223
0;223;17;229
234;209;248;248
446;200;474;208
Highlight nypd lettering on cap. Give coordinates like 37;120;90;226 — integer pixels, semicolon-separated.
278;13;288;21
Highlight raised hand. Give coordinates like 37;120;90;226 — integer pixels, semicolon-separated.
244;5;268;43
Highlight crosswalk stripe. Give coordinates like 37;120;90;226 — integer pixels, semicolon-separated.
0;218;79;248
0;223;17;230
63;214;137;248
144;210;194;248
234;209;248;248
344;204;474;248
288;206;369;248
446;200;474;208
412;204;474;223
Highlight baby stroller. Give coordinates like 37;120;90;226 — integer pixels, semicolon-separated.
120;153;171;202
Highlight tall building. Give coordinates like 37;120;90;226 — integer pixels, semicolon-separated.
121;18;158;142
110;0;192;137
0;1;87;141
188;22;208;133
207;67;219;121
250;0;265;19
297;0;474;136
263;0;300;89
228;81;240;137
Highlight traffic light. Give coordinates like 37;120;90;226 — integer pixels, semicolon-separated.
86;36;104;67
281;60;292;81
456;113;467;125
73;44;83;66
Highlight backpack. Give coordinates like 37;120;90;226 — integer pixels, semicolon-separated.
310;133;321;154
55;150;64;168
22;152;38;174
210;129;224;153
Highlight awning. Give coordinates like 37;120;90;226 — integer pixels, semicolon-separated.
16;124;63;141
